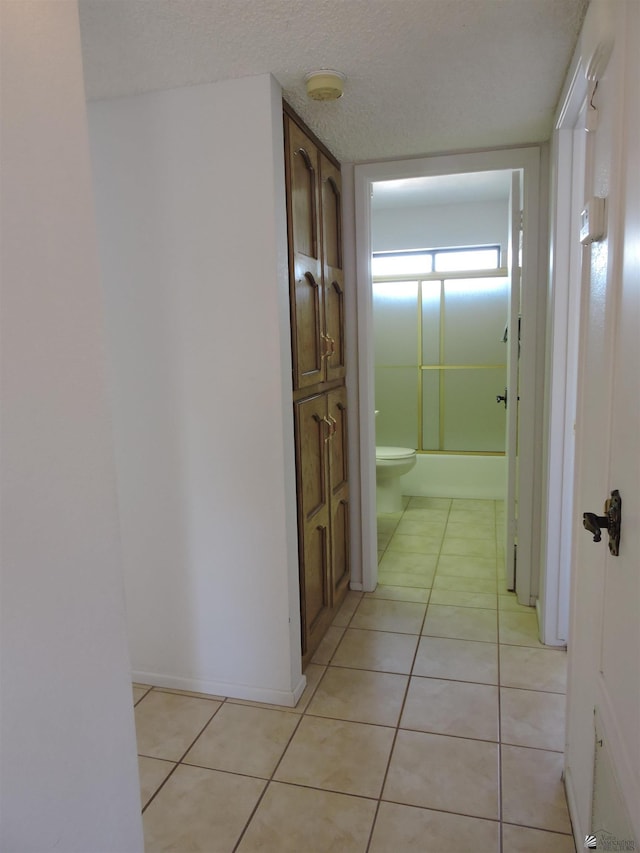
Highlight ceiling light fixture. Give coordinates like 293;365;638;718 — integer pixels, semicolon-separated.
305;70;345;101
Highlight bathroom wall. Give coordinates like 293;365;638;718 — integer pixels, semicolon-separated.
373;196;508;499
373;199;508;254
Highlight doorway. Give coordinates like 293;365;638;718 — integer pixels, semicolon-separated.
370;173;512;497
353;148;545;609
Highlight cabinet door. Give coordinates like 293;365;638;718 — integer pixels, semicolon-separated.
320;154;346;383
286;119;320;262
328;387;350;603
292;261;325;389
285;118;325;389
294;394;331;656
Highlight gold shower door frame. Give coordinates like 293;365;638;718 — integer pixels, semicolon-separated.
373;267;509;456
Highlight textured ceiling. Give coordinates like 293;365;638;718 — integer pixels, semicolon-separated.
79;0;587;163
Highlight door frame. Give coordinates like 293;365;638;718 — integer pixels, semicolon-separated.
540;59;590;646
505;170;522;595
354;147;544;603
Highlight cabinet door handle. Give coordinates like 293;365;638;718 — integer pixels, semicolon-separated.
327;414;337;436
321;334;332;359
322;416;333;441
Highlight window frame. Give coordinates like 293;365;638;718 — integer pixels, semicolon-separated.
372;244;502;278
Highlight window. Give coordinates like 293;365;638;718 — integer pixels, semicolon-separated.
372;245;501;278
371;250;432;277
434;247;501;272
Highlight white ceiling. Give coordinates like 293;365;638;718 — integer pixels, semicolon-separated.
79;0;587;164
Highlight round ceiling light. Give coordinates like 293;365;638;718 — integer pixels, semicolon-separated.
305;70;345;101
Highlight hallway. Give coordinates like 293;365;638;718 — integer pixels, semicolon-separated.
134;498;573;852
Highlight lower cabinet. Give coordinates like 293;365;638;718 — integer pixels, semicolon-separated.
294;385;349;662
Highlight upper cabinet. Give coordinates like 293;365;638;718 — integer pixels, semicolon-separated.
285;112;346;392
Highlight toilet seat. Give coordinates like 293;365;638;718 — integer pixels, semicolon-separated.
376;446;416;460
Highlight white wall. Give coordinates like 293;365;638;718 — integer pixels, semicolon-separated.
372;199;508;255
89;75;304;705
0;4;143;850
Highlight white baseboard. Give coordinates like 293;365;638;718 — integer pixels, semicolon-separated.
537;598;567;647
132;670;307;708
564;764;583;853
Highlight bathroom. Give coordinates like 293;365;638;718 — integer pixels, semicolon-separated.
371;171;515;563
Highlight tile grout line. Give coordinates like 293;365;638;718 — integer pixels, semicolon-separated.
429;498;499;845
379;497;447;586
364;556;434;853
501;820;574;838
375;505;402;565
132;685;153;706
137;498;569;848
365;497;450;851
444;499;502;847
496;498;504;853
148;656;330;846
231;706;306;852
241;576;405;853
139;694;225;814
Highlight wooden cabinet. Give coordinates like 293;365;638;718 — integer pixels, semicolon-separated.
285;115;346;391
293;386;350;656
284;106;350;662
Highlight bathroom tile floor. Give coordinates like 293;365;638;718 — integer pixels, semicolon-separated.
133;497;574;852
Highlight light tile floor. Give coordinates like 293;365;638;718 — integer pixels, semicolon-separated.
134;497;575;852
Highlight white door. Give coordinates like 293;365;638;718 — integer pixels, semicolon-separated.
504;171;521;592
564;2;640;848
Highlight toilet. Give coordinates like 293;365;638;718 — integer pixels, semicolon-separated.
375;446;417;513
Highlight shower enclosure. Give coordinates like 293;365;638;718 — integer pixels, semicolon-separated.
373;247;509;462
